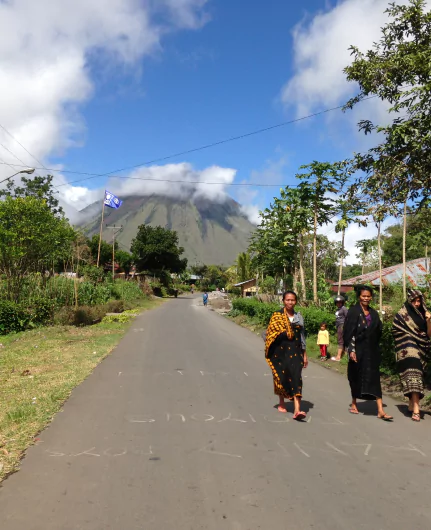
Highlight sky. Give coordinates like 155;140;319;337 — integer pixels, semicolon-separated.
0;0;423;264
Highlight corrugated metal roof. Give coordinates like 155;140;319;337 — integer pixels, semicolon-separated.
333;257;430;287
234;278;257;287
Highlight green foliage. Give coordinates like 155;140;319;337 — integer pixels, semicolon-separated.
131;225;187;274
102;309;139;324
380;318;397;375
78;282;112;306
81;265;106;284
115;250;133;274
87;235;118;267
111;280;145;302
0;301;29;334
260;276;277;294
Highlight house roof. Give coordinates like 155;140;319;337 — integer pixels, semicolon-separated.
333;257;430;287
234;278;257;287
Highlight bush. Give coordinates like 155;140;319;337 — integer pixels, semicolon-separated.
73;305;107;326
112;280;145;302
105;300;125;314
380;318;396;375
53;306;75;326
0;301;29;334
78;282;112;306
28;296;55;326
102;309;139;324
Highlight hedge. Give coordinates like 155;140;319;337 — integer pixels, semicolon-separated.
231;297;397;375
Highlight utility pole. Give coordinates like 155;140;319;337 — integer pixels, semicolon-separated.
106;225;123;281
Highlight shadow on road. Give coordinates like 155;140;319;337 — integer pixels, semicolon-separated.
273;400;315;413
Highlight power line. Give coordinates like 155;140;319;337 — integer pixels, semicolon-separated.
0;94;379;188
0;122;47;169
0;141;27;167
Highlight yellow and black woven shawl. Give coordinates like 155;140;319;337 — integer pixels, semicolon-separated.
265;309;294;358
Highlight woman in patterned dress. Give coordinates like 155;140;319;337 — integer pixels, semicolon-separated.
265;291;308;420
393;289;431;422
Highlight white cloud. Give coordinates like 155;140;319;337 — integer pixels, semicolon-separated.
0;0;208;181
280;0;430;133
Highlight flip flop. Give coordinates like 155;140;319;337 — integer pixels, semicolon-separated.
293;411;306;421
411;412;420;422
349;408;359;414
377;414;393;421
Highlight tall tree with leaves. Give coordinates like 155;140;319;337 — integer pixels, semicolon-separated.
296;161;348;303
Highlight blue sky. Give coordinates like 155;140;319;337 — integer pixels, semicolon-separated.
0;0;408;261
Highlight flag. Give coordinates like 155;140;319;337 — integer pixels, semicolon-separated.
104;190;122;209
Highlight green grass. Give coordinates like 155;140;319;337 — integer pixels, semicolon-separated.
0;297;162;482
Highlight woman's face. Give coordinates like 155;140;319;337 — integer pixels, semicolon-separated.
412;297;422;308
359;290;372;307
283;294;297;312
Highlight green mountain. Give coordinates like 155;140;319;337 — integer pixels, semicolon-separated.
79;194;255;266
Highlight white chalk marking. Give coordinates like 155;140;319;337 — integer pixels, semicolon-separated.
166;413;186;423
325;442;348;456
306;415;312;423
72;447;100;457
277;442;291;457
200;444;242;459
248;414;257;423
244;372;248;377
176;370;184;376
264;373;271;376
364;444;372;456
331;417;345;425
264;415;289;423
409;444;426;457
218;413;247;423
118;372;122;376
130;417;155;423
47;451;65;457
104;448;127;457
293;443;310;458
384;444;426;456
191;414;214;422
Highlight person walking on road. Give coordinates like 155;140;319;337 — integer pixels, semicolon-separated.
343;285;393;421
393;289;431;422
331;295;348;362
202;291;208;307
317;322;330;361
265;291;308;420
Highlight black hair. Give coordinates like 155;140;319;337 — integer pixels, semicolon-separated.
354;284;374;297
320;322;327;327
282;290;298;302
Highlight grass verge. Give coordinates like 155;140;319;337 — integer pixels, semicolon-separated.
0;297;162;482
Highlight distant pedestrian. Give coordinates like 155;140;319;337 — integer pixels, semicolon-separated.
190;285;194;295
343;285;393;421
393;289;431;422
265;290;308;421
317;322;330;361
331;295;348;362
203;291;208;307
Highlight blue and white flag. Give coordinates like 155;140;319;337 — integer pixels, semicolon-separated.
104;190;123;209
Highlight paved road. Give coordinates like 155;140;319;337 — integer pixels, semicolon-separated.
1;296;431;530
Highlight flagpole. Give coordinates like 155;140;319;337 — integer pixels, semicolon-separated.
96;193;106;268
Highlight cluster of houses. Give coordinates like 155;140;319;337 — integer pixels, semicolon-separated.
234;257;430;298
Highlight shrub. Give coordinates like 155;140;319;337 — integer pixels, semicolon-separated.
78;282;112;306
102;309;139;324
105;300;125;314
73;305;107;326
112;280;145;302
28;296;55;326
0;301;29;334
53;306;75;326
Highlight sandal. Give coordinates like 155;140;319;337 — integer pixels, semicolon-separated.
411;412;421;422
293;411;306;421
377;413;393;421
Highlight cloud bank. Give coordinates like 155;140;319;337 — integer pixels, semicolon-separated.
0;0;208;182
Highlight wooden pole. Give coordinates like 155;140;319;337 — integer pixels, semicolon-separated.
377;221;383;315
96;195;106;268
337;229;345;296
403;199;407;299
313;206;318;304
112;230;115;281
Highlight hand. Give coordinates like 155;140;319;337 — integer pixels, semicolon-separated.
425;311;431;321
303;353;308;368
350;351;357;363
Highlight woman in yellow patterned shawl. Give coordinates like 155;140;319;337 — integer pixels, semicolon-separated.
265;291;308;420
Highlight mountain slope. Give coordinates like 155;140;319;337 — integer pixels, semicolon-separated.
79;194;255;266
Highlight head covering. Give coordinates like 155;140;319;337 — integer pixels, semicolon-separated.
406;288;427;324
407;289;424;304
335;295;345;303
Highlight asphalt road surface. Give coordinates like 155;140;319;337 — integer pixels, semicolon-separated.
1;296;431;530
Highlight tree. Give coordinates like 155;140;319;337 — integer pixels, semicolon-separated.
131;225;187;274
0;196;75;300
236;252;252;283
0;174;64;216
355;239;378;275
344;0;431;207
87;235;118;268
115;250;133;275
296;161;348;303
